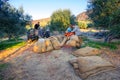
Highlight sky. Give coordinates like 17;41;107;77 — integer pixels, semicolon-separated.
9;0;88;20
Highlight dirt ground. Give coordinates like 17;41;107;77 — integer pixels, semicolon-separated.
0;37;120;80
2;43;81;80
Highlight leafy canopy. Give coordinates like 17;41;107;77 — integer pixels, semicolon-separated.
0;0;32;39
50;9;76;31
87;0;120;41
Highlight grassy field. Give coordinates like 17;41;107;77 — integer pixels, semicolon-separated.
0;38;26;51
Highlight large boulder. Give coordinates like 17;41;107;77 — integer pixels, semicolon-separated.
69;56;115;79
72;46;101;57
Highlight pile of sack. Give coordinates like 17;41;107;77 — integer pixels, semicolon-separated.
72;46;101;57
33;35;82;53
69;47;115;79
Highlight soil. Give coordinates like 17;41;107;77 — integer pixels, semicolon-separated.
0;33;120;80
1;43;81;80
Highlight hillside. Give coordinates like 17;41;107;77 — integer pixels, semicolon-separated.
32;18;51;27
76;12;88;21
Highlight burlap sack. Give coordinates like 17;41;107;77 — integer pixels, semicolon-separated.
33;41;41;53
69;56;115;79
73;46;101;57
65;35;82;47
78;36;82;46
56;35;65;43
40;39;46;53
76;42;81;47
60;37;68;47
66;40;77;47
45;39;53;51
33;39;46;53
69;35;79;42
49;36;61;49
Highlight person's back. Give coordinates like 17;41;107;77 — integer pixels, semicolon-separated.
34;22;40;30
71;25;81;36
34;24;39;29
34;22;40;39
44;27;50;38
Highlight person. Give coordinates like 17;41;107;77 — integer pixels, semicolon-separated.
34;22;40;30
61;24;74;47
71;24;81;36
34;22;40;39
65;24;75;37
44;27;50;38
65;24;73;33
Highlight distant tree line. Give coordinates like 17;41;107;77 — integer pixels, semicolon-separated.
87;0;120;42
49;9;76;32
0;0;32;40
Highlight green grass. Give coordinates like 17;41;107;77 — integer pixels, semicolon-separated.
0;38;26;50
86;40;117;49
82;37;120;50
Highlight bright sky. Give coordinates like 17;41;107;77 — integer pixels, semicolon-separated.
9;0;88;20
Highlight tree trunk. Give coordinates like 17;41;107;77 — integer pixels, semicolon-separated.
104;33;114;43
8;34;12;40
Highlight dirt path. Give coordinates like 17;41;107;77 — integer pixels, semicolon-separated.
3;43;81;80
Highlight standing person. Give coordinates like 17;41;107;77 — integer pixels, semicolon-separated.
34;22;40;30
71;24;81;36
34;22;40;39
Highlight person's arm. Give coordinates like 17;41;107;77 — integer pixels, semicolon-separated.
71;26;77;32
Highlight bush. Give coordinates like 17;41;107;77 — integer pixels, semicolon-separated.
87;23;94;28
78;21;87;29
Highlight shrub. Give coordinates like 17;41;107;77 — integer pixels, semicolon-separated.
78;21;87;29
87;23;94;28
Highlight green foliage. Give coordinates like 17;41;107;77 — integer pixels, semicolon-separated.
0;0;32;40
87;22;94;28
0;38;25;50
87;0;120;42
50;9;76;31
78;21;88;29
82;37;120;50
87;41;117;50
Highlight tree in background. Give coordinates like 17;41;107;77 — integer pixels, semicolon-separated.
0;0;32;40
50;9;76;32
87;0;120;42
